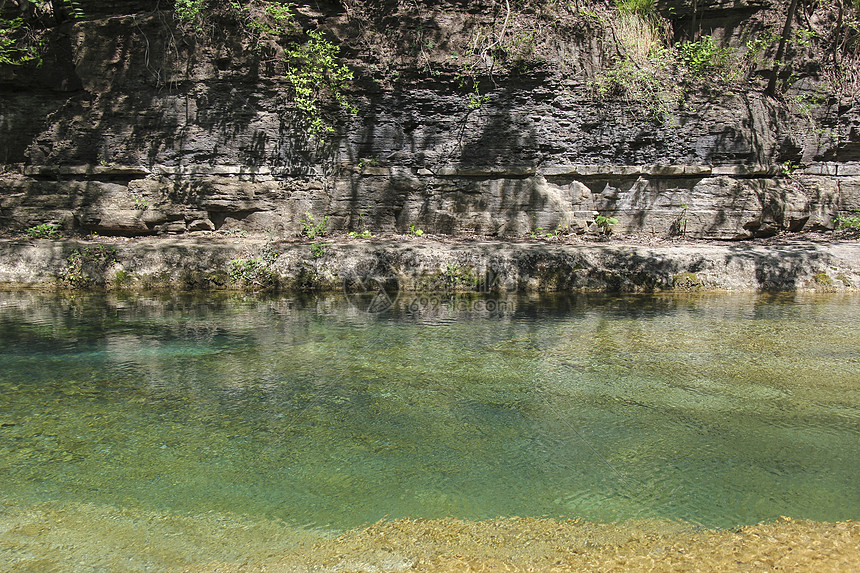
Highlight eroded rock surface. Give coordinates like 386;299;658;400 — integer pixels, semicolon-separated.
1;1;858;241
1;236;858;292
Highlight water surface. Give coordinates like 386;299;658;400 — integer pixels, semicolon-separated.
1;291;858;542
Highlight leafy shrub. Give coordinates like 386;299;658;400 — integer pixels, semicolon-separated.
300;212;330;240
0;17;41;66
60;245;120;288
228;243;280;289
285;29;357;135
242;0;296;39
174;1;354;136
835;214;860;237
175;0;205;27
591;50;678;120
743;33;779;75
228;257;275;287
591;1;678;121
595;214;619;236
679;35;734;79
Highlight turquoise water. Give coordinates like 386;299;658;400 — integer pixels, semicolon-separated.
0;291;858;534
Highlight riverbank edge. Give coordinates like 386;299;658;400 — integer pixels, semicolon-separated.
1;237;859;292
4;496;858;573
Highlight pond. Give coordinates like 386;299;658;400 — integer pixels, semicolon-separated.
0;291;858;570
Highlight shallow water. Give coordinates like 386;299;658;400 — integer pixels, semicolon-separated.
0;291;859;568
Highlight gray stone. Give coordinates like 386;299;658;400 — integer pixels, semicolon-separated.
840;164;860;177
187;218;216;232
0;1;857;243
1;238;857;293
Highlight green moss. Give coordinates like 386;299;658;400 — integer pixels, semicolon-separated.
672;272;702;291
204;271;230;288
444;264;477;290
813;272;833;286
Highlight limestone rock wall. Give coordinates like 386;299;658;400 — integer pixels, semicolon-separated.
1;0;858;240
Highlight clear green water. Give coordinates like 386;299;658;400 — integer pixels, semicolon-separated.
0;291;858;535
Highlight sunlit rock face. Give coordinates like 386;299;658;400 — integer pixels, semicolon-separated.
0;0;858;239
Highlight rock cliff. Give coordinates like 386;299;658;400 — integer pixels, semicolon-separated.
1;0;859;241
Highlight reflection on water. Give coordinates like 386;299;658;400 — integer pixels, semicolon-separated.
0;291;858;565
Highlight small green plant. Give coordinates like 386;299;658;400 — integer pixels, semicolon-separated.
813;272;834;286
300;212;329;240
25;222;62;239
310;241;332;258
228;258;274;288
544;225;570;239
744;33;779;73
114;269;131;286
780;161;800;177
795;29;818;47
408;225;424;237
578;6;601;20
468;91;491;109
672;271;702;290
745;33;778;56
595;214;619;236
347;212;372;238
131;193;150;211
357;156;379;169
530;224;568;239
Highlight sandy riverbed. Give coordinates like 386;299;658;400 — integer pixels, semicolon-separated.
3;497;857;572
